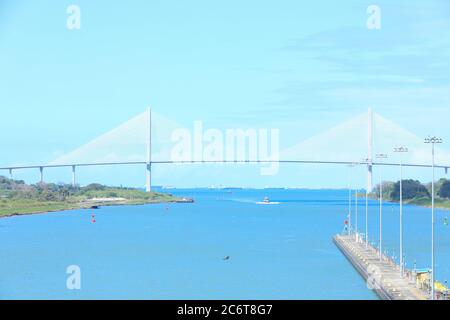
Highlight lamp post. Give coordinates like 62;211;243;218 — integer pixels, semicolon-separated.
348;166;352;236
347;163;355;236
355;171;359;241
424;136;443;300
376;153;388;261
363;158;370;247
394;146;408;277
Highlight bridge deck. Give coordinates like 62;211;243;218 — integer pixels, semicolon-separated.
334;234;427;300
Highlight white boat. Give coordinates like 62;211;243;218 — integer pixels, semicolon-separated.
256;196;279;205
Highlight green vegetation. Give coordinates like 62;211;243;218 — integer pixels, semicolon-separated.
438;180;450;199
371;178;450;210
405;196;450;208
0;176;191;217
390;180;430;200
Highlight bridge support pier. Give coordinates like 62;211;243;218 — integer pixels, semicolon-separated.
39;166;44;184
9;168;12;180
446;167;448;177
72;165;76;187
146;163;151;192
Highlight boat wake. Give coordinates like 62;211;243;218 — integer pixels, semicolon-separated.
255;201;280;205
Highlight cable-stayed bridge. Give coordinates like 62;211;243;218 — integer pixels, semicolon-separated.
2;107;448;300
1;108;449;191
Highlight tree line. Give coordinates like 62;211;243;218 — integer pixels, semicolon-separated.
373;178;450;201
0;176;130;202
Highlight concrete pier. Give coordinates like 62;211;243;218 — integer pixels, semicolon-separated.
334;234;427;300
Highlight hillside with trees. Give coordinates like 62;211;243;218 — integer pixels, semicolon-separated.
372;178;450;209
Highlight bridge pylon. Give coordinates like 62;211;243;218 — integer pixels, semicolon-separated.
146;107;152;192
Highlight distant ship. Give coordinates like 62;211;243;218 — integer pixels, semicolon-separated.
256;196;280;205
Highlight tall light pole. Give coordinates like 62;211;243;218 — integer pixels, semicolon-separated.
347;164;353;236
348;163;357;236
425;136;443;300
365;177;368;247
363;158;370;248
366;108;373;246
376;153;388;261
355;168;359;241
394;146;408;278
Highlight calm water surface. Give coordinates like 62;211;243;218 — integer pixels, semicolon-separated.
1;188;448;299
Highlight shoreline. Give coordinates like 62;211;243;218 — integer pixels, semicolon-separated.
0;197;194;219
362;194;450;211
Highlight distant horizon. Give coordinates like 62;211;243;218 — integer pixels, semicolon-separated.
3;172;443;193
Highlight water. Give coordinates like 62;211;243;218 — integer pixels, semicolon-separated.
0;188;447;299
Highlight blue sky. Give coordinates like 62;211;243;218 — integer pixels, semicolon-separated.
1;0;450;188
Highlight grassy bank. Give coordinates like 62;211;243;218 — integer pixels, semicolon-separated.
365;179;450;210
405;197;450;210
0;190;188;217
0;177;192;217
366;193;450;210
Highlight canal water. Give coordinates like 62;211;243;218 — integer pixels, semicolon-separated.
0;188;448;299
